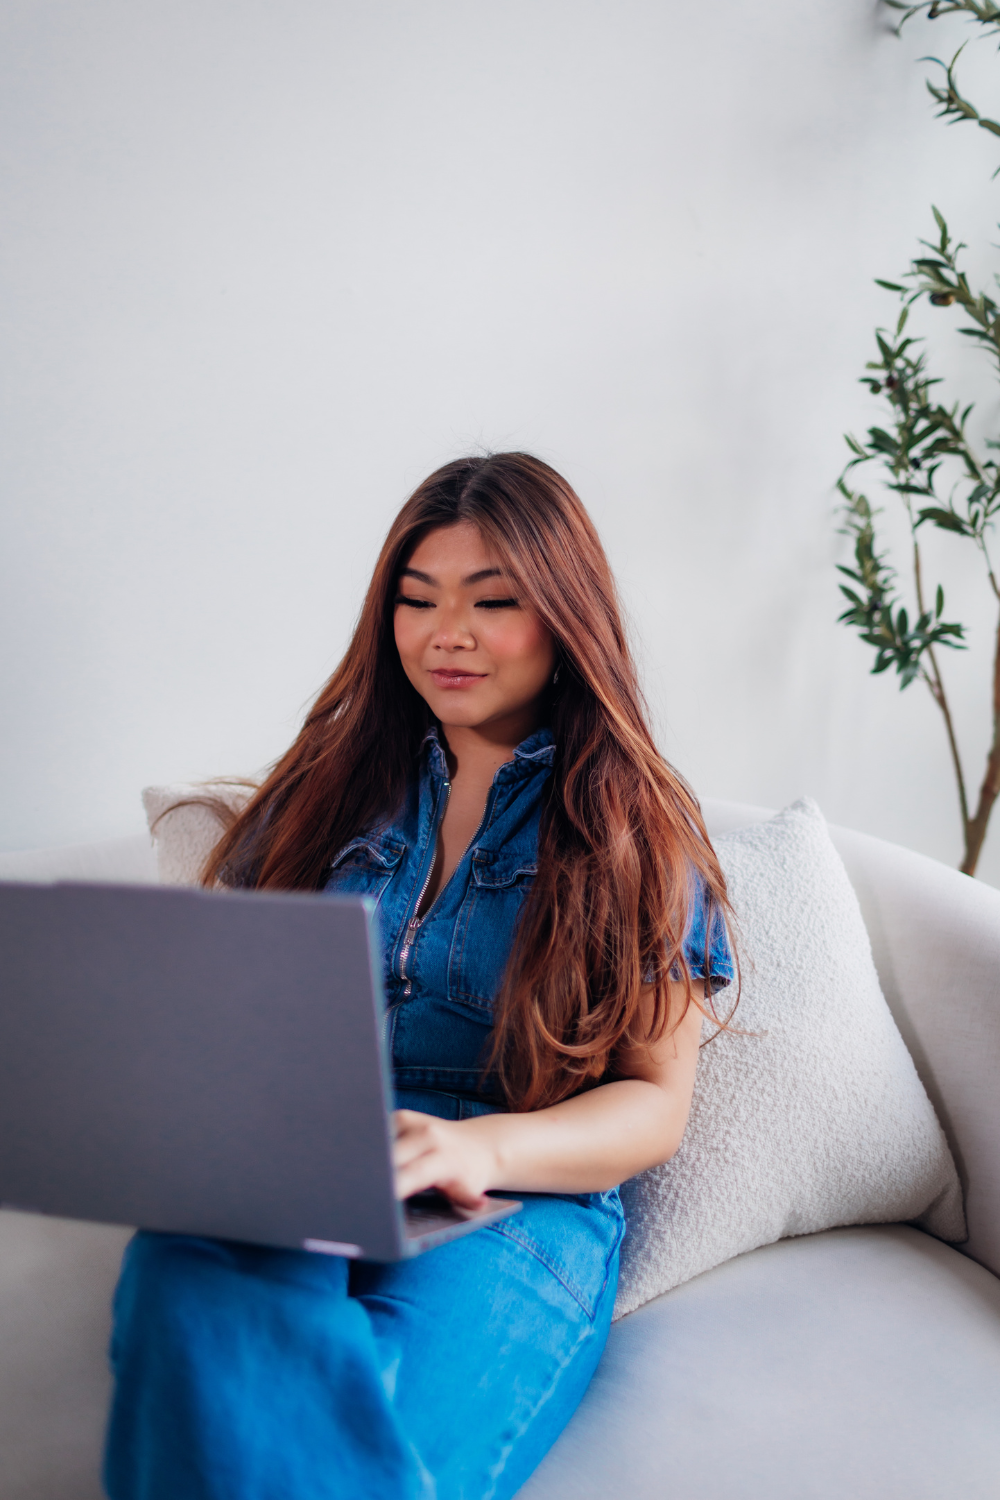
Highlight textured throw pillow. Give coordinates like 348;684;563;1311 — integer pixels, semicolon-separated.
614;797;966;1320
142;782;255;885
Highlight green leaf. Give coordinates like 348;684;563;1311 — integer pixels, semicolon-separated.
917;506;970;534
936;584;944;617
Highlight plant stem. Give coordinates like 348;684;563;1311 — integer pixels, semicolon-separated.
961;603;1000;873
921;656;971;830
909;504;972;830
910;508;928;616
977;536;1000;603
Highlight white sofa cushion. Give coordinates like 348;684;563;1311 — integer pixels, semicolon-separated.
522;1226;1000;1500
0;1209;131;1500
141;783;255;886
614;798;965;1318
0;835;157;886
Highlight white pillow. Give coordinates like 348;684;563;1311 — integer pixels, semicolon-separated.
613;798;966;1320
142;782;255;886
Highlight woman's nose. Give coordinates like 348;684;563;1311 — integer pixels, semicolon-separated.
430;607;475;649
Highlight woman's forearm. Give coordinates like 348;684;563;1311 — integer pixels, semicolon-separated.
465;1077;691;1195
391;986;703;1204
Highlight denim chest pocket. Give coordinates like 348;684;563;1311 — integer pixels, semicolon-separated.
325;835;404;906
446;850;537;1013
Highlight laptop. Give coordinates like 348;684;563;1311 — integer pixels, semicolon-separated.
0;881;520;1260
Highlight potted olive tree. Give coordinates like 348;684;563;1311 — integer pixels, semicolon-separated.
838;0;1000;875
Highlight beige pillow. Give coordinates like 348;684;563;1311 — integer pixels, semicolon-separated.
613;799;966;1320
142;782;255;885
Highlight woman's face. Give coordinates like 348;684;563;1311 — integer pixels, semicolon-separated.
393;521;557;738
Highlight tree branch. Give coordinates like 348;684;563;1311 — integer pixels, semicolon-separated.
961;605;1000;872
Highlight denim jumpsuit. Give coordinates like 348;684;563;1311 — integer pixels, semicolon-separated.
103;727;733;1500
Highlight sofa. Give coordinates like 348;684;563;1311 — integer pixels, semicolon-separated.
0;799;998;1500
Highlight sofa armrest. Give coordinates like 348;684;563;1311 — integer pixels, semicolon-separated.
830;827;1000;1279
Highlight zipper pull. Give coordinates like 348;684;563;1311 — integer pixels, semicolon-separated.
399;915;422;997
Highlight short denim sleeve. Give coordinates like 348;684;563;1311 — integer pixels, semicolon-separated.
673;872;734;992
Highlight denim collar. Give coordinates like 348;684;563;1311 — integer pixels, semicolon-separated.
421;724;555;783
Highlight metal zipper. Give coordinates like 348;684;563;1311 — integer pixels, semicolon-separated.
398;780;451;996
398;916;421;996
396;776;495;997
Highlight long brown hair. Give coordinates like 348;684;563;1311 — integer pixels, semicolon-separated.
203;453;732;1109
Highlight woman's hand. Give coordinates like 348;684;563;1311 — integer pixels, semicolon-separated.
392;1110;499;1209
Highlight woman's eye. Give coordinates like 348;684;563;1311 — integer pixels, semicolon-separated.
476;598;519;610
394;596;434;609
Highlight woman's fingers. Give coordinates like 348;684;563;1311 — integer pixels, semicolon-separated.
397;1155;488;1210
389;1111;490;1208
392;1153;437;1200
394;1149;486;1206
391;1113;446;1170
392;1129;437;1170
435;1178;491;1211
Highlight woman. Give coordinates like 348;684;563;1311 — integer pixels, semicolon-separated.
104;452;733;1500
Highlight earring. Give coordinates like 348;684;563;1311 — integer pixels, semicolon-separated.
552;665;561;686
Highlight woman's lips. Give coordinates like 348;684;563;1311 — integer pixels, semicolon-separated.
429;668;488;689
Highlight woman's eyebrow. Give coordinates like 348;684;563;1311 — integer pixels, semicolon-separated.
397;566;505;586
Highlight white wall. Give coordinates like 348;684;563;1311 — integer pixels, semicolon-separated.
3;0;999;883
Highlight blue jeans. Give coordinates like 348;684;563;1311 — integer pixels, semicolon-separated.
103;1190;624;1500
